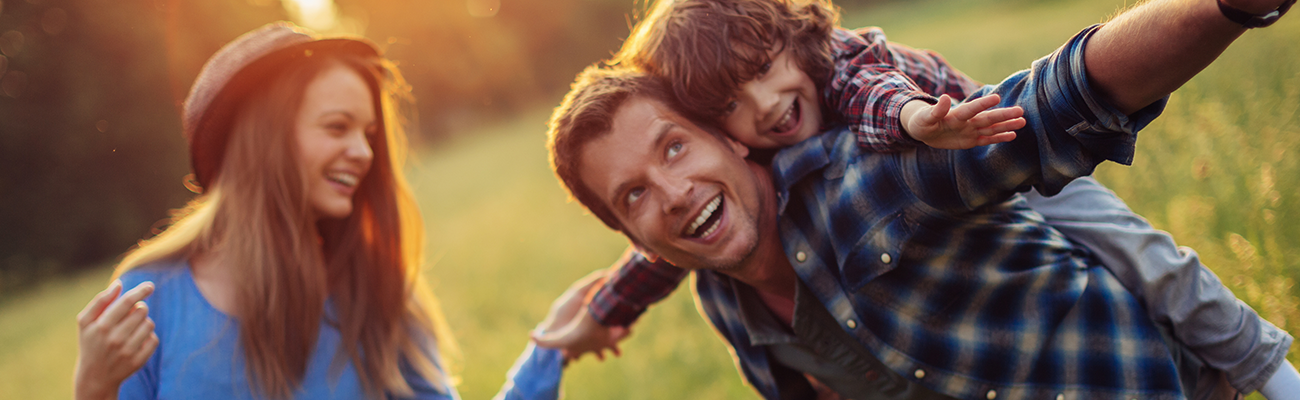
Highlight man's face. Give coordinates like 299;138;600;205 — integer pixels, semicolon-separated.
579;96;767;271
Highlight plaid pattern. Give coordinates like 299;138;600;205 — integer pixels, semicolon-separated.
603;25;1190;399
718;25;1182;400
588;248;685;326
588;27;987;327
826;27;986;152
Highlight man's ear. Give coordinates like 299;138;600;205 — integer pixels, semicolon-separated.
724;135;750;158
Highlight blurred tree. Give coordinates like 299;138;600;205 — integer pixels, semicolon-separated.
0;0;286;295
0;0;644;294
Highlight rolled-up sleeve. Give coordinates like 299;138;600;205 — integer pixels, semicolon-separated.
899;24;1167;211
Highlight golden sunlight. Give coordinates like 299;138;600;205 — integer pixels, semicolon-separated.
281;0;339;32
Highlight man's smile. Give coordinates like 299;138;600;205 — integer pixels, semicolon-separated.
684;194;725;239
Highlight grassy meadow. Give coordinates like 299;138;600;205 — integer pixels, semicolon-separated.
2;0;1298;398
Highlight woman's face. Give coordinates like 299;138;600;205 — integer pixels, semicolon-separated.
294;63;377;220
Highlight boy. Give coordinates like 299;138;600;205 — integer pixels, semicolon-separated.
537;0;1298;397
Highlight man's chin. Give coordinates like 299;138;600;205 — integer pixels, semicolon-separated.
674;237;760;273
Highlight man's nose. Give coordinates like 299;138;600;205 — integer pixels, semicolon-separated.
652;169;693;215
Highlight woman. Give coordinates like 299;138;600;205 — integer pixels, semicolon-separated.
73;22;458;399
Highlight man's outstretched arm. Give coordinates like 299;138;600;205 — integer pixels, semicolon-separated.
1087;0;1291;114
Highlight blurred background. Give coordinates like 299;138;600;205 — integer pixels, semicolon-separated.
0;0;1296;398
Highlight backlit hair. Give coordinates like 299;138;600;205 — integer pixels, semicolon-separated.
613;0;839;121
113;52;455;399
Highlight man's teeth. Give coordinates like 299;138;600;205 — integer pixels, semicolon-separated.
328;172;359;187
687;195;723;237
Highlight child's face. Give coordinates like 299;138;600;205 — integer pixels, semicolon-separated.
720;49;822;149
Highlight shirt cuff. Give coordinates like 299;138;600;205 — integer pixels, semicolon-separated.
1045;23;1168;166
492;343;564;400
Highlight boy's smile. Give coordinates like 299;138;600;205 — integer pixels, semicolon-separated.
722;49;823;149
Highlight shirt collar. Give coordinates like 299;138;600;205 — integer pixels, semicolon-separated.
770;126;854;214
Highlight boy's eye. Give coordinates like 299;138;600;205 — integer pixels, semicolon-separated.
626;187;645;205
722;100;738;115
666;142;683;158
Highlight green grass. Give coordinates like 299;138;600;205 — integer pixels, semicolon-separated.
2;0;1297;398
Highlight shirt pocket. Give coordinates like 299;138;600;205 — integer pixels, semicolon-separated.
852;206;980;328
838;209;910;292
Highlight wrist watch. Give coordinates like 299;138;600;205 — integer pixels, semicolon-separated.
1217;0;1296;28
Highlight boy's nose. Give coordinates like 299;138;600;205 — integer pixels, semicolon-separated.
743;81;779;115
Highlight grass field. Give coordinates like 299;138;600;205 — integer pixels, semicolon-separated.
2;0;1297;398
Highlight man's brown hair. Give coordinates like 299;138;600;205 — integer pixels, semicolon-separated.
613;0;839;122
546;65;681;233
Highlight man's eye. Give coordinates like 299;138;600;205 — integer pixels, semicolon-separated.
626;188;645;205
666;142;683;158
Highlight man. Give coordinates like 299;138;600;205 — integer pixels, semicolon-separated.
543;0;1298;398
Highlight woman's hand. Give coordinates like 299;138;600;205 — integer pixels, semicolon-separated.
74;280;158;400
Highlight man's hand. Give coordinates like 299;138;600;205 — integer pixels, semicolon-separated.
901;94;1026;149
531;271;631;363
75;280;158;400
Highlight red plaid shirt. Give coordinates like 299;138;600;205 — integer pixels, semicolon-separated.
589;27;985;326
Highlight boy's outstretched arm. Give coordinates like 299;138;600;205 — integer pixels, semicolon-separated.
1087;0;1293;114
899;94;1025;149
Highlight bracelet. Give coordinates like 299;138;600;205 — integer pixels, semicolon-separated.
1217;0;1296;28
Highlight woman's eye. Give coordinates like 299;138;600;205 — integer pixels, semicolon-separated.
758;61;772;75
327;122;348;134
667;142;683;158
626;188;645;205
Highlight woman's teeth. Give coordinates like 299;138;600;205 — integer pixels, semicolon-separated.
328;172;359;187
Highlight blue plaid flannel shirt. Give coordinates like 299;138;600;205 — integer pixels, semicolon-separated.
692;25;1187;400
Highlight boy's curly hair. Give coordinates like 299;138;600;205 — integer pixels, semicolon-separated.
613;0;839;122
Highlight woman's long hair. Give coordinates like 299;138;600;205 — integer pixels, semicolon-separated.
112;51;456;398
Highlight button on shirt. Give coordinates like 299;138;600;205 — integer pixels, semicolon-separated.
694;24;1184;400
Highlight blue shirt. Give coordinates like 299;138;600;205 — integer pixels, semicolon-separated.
117;260;459;400
693;24;1185;400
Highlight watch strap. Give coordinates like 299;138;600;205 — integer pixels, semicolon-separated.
1217;0;1296;28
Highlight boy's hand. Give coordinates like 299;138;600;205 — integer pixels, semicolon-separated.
902;94;1026;149
75;280;158;400
531;271;631;363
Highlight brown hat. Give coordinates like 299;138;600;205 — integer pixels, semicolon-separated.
183;21;380;190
